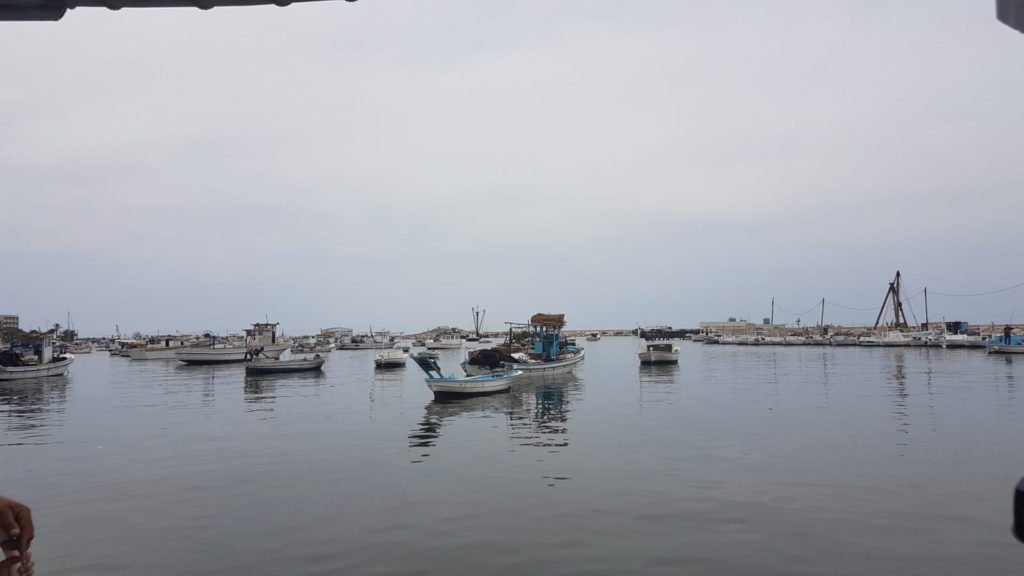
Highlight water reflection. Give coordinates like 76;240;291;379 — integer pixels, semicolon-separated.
886;350;910;443
409;392;521;458
408;375;582;461
244;371;326;412
0;377;68;443
243;376;277;410
638;364;680;405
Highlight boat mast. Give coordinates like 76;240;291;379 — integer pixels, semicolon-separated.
924;287;929;328
472;306;486;338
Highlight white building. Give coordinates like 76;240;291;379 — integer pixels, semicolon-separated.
321;327;353;339
699;318;788;336
0;314;18;331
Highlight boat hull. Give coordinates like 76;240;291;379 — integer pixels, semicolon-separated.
639;351;679;365
426;370;523;399
989;345;1024;355
130;347;187;360
507;349;584;377
0;356;74;381
175;344;289;364
245;357;326;374
338;342;391;350
424;341;464;350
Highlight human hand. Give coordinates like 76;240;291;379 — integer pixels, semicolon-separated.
0;550;33;576
0;497;33;559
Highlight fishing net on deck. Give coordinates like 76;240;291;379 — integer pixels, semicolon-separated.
465;347;520;369
530;313;565;327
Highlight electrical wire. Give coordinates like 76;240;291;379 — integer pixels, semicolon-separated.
824;299;876;311
774;302;823;317
928;280;1024;298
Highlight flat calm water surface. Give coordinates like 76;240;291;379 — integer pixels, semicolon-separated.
1;338;1021;575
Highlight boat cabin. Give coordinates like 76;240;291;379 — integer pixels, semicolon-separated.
246;323;279;347
645;342;676;353
528;313;567;360
0;333;57;367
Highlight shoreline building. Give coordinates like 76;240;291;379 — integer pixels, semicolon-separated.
699;317;789;337
0;314;18;331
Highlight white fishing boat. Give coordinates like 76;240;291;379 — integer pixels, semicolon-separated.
130;336;204;360
425;333;464;350
585;332;601;342
176;323;288;365
245;355;326;374
375;349;408;368
412;353;522;399
338;329;393;350
829;334;859;346
638;341;680;365
942;333;987;349
858;331;912;347
0;335;74;381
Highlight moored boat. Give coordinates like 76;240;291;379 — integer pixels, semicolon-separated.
989;344;1024;354
464;311;585;375
338;330;394;350
245;355;326;374
130;336;208;360
375;349;408;368
585;332;601;342
176;323;288;365
0;335;74;381
638;341;679;365
425;333;464;350
412;352;522;400
829;334;859;346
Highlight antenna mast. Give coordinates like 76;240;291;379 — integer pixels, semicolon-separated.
873;270;910;330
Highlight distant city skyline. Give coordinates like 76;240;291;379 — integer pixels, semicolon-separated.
2;1;1022;337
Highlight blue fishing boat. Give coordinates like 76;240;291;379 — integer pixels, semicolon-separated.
988;326;1024;354
463;313;584;377
411;353;523;400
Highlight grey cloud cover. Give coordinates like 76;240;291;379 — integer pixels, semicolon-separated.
2;1;1023;335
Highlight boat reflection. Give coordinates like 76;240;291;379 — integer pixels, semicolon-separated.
0;378;68;443
408;374;582;459
885;349;910;444
244;370;325;410
637;363;680;405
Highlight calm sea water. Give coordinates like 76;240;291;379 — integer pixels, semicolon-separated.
1;338;1021;575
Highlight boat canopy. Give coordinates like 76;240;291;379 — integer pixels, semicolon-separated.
530;313;565;327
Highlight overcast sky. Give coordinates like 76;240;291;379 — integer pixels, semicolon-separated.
2;1;1023;336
